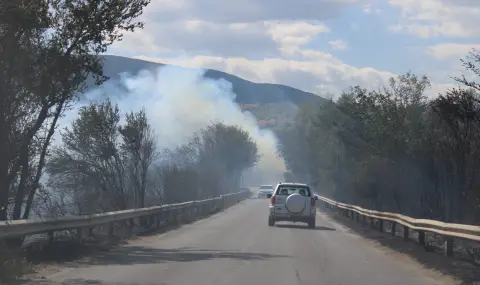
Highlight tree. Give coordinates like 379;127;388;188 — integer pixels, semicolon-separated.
48;99;127;213
46;99;157;214
277;73;436;214
197;122;259;195
119;109;156;208
277;63;480;225
426;49;480;223
159;122;259;202
0;0;151;221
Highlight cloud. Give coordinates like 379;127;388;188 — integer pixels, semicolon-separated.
426;43;480;60
114;21;279;58
328;40;348;51
111;0;360;59
113;20;331;59
388;0;480;38
133;54;453;99
107;0;462;106
144;0;365;24
362;3;382;14
267;21;330;50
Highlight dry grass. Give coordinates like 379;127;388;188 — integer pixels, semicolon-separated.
0;243;33;282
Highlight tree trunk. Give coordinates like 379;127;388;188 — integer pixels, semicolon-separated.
12;144;29;220
0;94;8;221
23;102;64;219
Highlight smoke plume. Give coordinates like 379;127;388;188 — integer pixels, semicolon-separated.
57;65;286;185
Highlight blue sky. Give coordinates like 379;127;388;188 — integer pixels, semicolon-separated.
321;2;417;72
109;0;480;98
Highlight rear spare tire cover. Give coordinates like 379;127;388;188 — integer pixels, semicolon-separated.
285;194;306;214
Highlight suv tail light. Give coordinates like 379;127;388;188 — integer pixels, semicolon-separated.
311;198;316;206
271;195;276;204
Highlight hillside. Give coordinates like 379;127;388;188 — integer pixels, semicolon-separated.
82;55;327;129
88;55;324;105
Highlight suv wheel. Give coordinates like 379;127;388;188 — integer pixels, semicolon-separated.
308;218;315;229
268;217;275;226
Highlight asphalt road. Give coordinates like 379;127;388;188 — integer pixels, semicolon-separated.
34;198;448;285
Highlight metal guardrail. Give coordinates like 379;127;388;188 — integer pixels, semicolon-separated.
0;191;250;240
316;195;480;257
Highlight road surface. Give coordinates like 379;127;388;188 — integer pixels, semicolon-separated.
32;198;448;285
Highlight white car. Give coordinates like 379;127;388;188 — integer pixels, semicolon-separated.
257;185;273;198
267;182;317;228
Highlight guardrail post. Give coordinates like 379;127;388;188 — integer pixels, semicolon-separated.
169;208;174;223
172;208;178;225
370;217;375;228
391;222;396;236
47;230;54;244
189;201;197;222
185;205;191;222
176;208;181;224
108;223;114;241
76;228;84;243
418;231;425;246
184;206;190;222
355;212;360;223
378;219;384;232
156;213;162;228
444;237;454;257
403;226;409;240
123;220;130;237
128;219;135;236
178;207;184;224
166;209;172;225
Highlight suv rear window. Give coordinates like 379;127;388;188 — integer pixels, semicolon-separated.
260;185;273;189
276;186;311;196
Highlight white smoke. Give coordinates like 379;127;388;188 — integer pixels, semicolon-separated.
57;65;286;184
